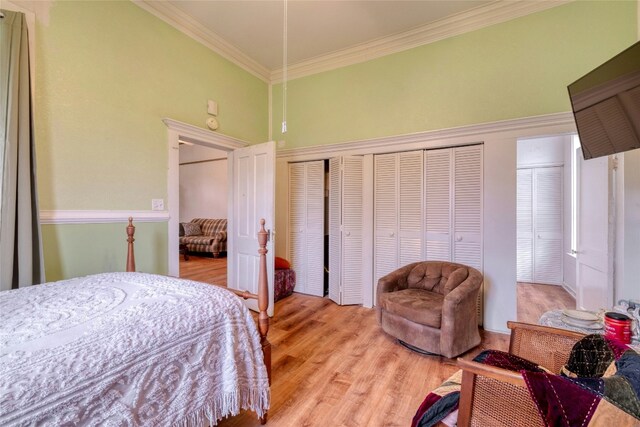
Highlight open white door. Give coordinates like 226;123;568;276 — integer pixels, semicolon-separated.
228;141;275;316
576;154;614;311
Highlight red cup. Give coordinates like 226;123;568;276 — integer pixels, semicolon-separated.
604;312;632;344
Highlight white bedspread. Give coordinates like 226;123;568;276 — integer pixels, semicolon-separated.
0;272;270;426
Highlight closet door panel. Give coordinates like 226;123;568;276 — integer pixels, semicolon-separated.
533;167;563;285
399;151;424;265
328;157;341;304
425;149;452;262
517;169;534;282
374;154;399;283
342;156;364;305
453;146;482;271
305;161;325;296
288;163;307;293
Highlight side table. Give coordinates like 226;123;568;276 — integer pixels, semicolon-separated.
539;309;640;352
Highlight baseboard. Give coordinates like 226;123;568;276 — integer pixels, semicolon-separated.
562;282;577;299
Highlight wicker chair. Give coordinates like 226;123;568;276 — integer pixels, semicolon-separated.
456;321;586;427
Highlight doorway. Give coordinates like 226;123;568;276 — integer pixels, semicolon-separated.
178;142;229;286
516;134;576;323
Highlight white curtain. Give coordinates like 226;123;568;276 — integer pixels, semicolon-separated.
0;9;44;290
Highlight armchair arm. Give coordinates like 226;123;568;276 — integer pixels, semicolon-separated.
506;321;584;373
439;269;482;356
214;230;227;242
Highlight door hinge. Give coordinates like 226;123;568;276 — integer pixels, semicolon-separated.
612;156;619;170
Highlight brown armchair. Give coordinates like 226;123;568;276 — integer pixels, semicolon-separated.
376;261;483;358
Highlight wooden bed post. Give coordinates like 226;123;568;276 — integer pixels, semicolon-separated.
257;219;271;425
126;217;136;272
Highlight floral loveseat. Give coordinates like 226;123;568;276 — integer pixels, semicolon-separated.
179;218;227;258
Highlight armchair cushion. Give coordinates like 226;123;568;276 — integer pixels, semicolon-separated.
182;222;202;236
379;289;444;328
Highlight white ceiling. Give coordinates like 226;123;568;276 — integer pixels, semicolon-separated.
167;1;491;71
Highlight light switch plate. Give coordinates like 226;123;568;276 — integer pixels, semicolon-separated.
152;199;164;211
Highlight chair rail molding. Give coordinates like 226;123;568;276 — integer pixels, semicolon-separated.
40;210;170;224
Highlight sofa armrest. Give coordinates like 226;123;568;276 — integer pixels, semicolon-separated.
215;230;227;242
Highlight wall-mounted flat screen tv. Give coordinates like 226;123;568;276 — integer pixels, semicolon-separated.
568;41;640;160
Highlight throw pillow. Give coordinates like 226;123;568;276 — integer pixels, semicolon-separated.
275;256;291;270
182;222;202;236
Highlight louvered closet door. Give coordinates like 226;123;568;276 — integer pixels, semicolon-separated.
374;153;398;284
533;167;563;285
305;161;325;296
399;151;424;265
288;163;307;293
453;145;483;325
517;169;534;282
452;146;483;271
328;157;342;304
341;156;364;305
425;149;452;262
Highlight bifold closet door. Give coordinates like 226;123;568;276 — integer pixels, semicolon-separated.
424;149;452;262
452;145;483;272
374;151;423;286
288;161;324;297
329;156;364;305
517;169;534;282
533;167;563;285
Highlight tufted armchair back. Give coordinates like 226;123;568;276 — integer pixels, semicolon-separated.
388;261;472;296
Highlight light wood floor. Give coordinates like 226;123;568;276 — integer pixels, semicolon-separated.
517;282;575;324
179;256;574;426
179;255;508;426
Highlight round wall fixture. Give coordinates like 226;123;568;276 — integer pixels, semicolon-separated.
206;117;219;130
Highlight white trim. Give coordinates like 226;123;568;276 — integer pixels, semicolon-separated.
270;0;570;82
517;162;565;169
163;118;250;277
562;282;577;299
277;112;576;161
133;0;568;84
162;118;249;150
131;0;270;82
40;210;169;224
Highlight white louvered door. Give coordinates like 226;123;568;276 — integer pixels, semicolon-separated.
533;167;563;285
517;169;534;282
452;145;483;325
288;163;307;293
424;149;452;262
374;153;398;285
399;151;424;265
341;156;364;305
328;158;341;304
288;161;324;296
516;166;563;285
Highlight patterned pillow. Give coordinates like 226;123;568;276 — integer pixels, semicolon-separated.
182;222;202;236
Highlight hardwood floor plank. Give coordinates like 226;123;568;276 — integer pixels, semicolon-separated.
179;258;572;426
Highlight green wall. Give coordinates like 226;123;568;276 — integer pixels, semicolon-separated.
271;0;637;148
35;1;268;280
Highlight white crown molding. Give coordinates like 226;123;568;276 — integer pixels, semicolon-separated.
133;0;570;84
162;118;248;149
270;0;572;83
131;0;270;82
277;112;576;160
40;210;170;225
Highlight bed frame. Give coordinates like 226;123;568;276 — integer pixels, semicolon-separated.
125;217;272;424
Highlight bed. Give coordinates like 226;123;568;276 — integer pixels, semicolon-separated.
0;218;271;426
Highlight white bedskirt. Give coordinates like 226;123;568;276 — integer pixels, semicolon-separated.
0;272;270;426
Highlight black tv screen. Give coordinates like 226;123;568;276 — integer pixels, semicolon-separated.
568;41;640;160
